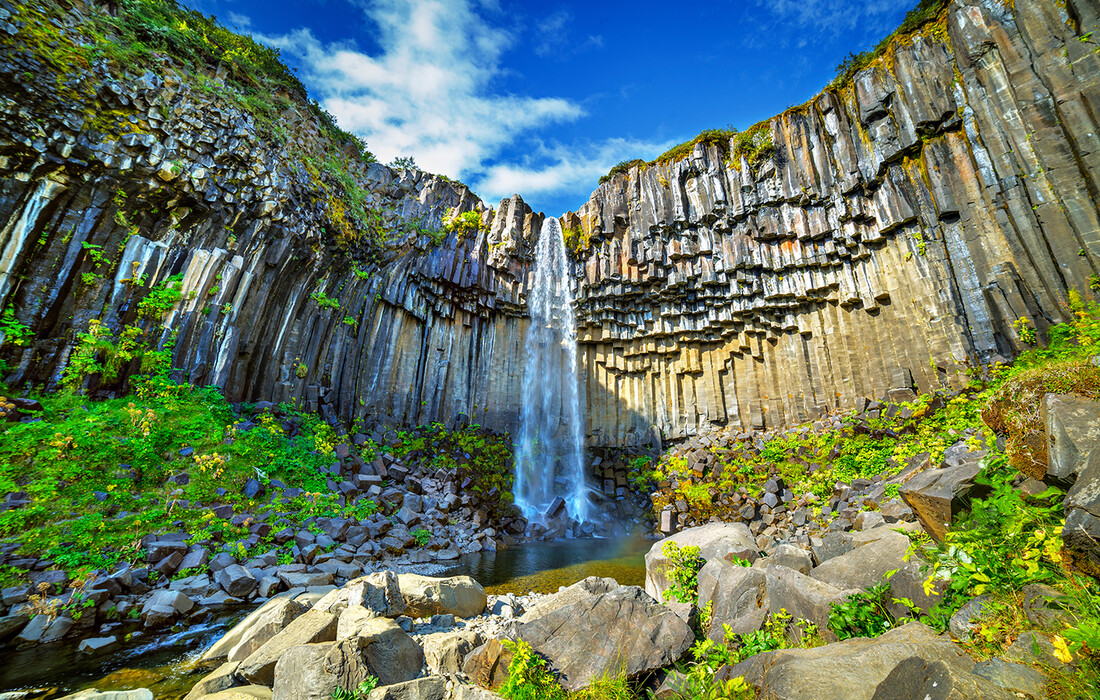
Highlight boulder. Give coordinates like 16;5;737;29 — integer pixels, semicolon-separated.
899;463;984;541
314;572;404;617
517;577;619;623
948;596;989;642
272;641;373;700
337;605;381;640
397;574;486;619
462;638;513;690
364;677;446;700
765;565;858;636
810;531;853;566
516;585;694;691
1064;449;1100;575
184;662;241;700
697;560;767;640
449;686;499;700
202;597;308;663
1041;393;1100;483
973;658;1047;698
871;655;1013;700
422;629;484;675
238;609;339;686
190;687;271;700
644;522;757;602
770;544;813;575
727;623;1013;700
216;565;257;598
810;529;910;591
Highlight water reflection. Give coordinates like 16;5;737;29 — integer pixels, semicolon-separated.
442;536;649;594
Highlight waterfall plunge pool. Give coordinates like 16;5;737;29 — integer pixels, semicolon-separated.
0;537;650;698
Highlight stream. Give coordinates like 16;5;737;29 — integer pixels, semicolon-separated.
0;537;649;699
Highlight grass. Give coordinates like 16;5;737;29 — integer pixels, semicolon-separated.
0;372;516;586
828;0;949;90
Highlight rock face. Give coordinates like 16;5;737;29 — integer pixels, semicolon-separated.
1;0;1099;446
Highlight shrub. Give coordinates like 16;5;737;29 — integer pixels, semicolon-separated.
598;159;646;184
499;639;566;700
655;128;736;165
661;540;706;604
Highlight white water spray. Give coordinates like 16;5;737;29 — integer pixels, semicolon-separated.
514;218;591;523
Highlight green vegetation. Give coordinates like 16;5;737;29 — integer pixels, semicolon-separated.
328;677;379;700
655;128;736;166
598;159;646;185
443;209;483;239
562;225;590;254
660;540;706;604
829;0;949;89
311;290;340;311
0;309;32;348
828;573;902;640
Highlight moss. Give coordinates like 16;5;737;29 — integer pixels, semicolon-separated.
654;128;736;165
599;159;646;185
563;224;591;254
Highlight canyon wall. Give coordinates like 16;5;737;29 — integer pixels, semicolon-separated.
0;0;1098;446
568;0;1100;444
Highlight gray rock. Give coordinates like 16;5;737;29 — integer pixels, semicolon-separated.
644;522;757;602
1041;393;1100;483
728;623;1012;700
870;655;1013;700
1064;449;1100;575
770;544;813;574
57;690;154;700
697;560;767;640
422;630;484;675
315;572;404;617
397;574;485;619
216;565;257;598
203;597;308;663
973;658;1046;698
899;463;983;542
184;661;241;700
516;585;694;691
948;596;990;642
810;529;911;591
238;609;339;686
364;678;446;700
78;636;119;654
765;565;858;636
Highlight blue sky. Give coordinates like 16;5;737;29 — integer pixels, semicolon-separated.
189;0;918;215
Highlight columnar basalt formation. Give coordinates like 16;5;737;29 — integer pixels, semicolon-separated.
0;0;1098;447
567;0;1100;444
0;0;547;432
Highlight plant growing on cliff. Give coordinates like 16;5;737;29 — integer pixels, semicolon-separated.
136;275;184;321
311;291;340;311
0;309;32;347
661;540;706;604
443;209;482;240
562;225;590;254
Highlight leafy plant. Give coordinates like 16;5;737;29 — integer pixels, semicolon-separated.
0;309;32;347
328;676;379;700
499;639;567;700
661;540;706;604
311;291;340;311
412;528;431;547
828;575;898;640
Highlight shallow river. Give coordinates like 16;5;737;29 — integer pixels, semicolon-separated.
0;537;649;698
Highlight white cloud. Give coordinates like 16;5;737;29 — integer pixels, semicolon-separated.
260;0;583;177
759;0;914;38
533;6;603;59
475;137;676;212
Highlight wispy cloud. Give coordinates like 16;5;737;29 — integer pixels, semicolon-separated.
533;7;603;59
756;0;914;40
260;0;583;176
475;137;676;212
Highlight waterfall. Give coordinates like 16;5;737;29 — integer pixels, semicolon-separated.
514;218;591;524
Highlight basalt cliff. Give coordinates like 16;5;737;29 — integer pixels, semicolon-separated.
0;0;1098;447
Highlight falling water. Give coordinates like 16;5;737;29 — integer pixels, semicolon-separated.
514;218;591;523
